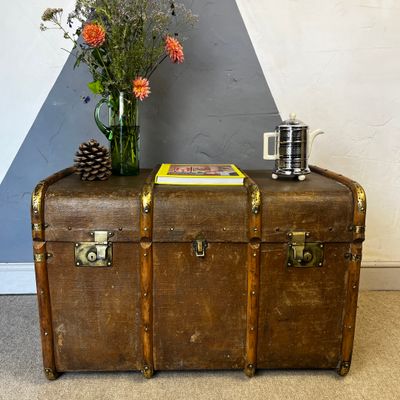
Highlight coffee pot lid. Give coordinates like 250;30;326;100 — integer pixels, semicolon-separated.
279;113;307;128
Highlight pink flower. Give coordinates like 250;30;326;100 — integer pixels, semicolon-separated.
133;77;151;101
165;35;184;64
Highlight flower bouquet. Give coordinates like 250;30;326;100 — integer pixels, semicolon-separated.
41;1;197;175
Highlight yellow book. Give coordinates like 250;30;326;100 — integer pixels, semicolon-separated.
155;164;245;186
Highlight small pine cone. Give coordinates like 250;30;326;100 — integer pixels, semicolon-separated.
74;139;112;181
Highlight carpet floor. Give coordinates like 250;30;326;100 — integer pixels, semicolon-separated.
0;292;399;400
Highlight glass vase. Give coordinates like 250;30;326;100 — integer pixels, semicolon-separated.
94;92;140;176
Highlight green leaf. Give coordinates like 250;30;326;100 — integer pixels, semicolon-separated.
87;80;104;94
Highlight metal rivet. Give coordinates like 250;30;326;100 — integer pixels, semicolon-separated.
143;292;148;297
144;366;149;371
76;262;80;266
47;253;52;258
287;232;293;238
222;227;227;231
306;232;310;237
144;227;148;231
144;208;150;214
352;284;357;289
68;226;72;230
318;262;323;267
250;326;255;331
320;244;324;248
33;210;38;214
118;227;123;231
253;253;257;257
144;326;149;332
253;227;258;232
90;232;94;236
287;262;292;267
44;332;48;336
108;232;113;236
40;290;44;295
75;243;79;247
248;364;253;369
170;227;174;231
107;262;112;266
144;253;147;257
251;290;256;296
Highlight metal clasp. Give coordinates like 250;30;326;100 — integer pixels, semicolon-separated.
287;231;324;268
193;235;208;257
75;230;113;267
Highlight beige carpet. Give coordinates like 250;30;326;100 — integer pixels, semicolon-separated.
0;292;399;400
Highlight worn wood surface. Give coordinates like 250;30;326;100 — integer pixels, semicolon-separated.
257;242;349;368
46;242;142;371
152;185;248;242
251;171;354;243
44;171;150;242
153;243;247;370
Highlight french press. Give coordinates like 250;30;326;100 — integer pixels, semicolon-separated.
263;113;324;181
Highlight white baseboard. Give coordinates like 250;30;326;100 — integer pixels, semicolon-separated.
0;264;36;294
0;262;399;294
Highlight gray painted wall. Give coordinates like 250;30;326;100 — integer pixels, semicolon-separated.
0;0;280;262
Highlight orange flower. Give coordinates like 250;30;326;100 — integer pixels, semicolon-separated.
133;77;151;101
165;35;184;64
82;23;106;48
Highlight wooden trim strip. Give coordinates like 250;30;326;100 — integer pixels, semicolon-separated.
31;167;74;380
243;173;262;377
139;167;159;378
31;167;75;241
310;165;366;242
33;241;59;380
244;240;261;377
338;242;362;376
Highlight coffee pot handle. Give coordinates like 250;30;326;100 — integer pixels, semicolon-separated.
263;132;277;160
308;129;324;156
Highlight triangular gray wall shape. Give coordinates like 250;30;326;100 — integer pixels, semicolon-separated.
0;0;280;262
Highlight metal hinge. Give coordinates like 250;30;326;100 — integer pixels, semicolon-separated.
345;253;362;262
287;231;324;268
75;230;113;267
193;235;208;257
34;253;52;262
348;225;365;234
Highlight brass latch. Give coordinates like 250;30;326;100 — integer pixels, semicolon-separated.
193;235;208;257
287;231;324;268
75;230;113;267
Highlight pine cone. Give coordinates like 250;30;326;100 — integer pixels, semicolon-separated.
74;139;112;181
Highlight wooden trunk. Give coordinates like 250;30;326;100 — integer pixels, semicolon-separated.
31;166;366;380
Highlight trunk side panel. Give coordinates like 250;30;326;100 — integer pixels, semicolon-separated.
257;242;348;368
47;242;142;371
153;243;247;370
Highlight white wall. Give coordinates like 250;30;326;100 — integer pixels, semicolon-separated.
0;0;75;185
236;0;400;268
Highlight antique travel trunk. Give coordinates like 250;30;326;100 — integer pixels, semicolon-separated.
31;166;366;380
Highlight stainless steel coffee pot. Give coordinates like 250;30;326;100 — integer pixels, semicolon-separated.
263;113;324;181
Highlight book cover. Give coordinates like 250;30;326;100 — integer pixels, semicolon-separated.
155;164;245;185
